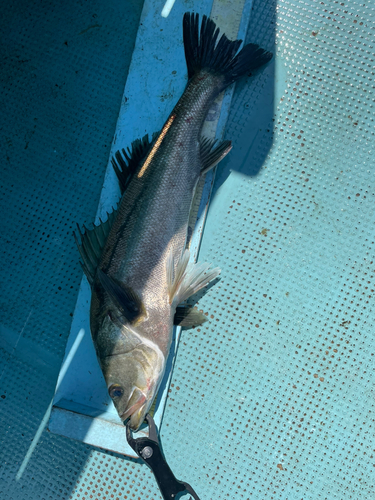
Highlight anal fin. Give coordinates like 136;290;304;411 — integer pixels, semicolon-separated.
200;138;232;175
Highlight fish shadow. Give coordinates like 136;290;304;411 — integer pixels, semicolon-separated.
209;3;276;198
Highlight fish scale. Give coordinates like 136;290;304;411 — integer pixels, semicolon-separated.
75;12;272;430
99;74;223;297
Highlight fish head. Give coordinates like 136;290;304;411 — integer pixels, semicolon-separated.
98;316;165;431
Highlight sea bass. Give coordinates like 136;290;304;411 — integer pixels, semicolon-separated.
75;13;272;430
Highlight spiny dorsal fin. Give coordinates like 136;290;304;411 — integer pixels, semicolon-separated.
112;132;159;195
200;138;232;175
174;305;208;327
97;268;144;324
74;208;117;286
75;132;158;284
167;249;221;305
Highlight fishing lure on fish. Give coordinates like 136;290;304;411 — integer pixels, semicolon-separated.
75;12;272;430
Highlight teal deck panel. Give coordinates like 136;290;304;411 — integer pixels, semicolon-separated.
1;0;375;499
0;0;145;498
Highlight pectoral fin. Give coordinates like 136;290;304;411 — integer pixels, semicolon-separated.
97;268;144;323
174;305;208;327
167;249;221;305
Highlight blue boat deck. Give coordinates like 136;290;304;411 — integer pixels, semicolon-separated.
1;0;374;498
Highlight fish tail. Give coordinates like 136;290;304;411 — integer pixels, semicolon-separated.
183;12;273;92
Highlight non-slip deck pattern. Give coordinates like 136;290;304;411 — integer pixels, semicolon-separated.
1;0;374;499
166;1;374;498
0;1;144;498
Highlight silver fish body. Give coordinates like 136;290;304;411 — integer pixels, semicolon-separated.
76;13;272;430
91;79;222;428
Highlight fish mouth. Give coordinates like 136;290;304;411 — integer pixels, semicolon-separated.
129;403;149;431
120;387;147;425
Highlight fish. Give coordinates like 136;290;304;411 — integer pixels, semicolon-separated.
75;12;272;430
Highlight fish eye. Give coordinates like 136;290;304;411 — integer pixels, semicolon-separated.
109;384;124;399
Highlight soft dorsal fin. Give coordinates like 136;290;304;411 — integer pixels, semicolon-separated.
112;133;159;195
200;138;232;175
167;249;221;305
74;208;118;286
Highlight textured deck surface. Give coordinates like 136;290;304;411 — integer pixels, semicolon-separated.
1;0;374;499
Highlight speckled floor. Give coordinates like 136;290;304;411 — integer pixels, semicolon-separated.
1;0;374;499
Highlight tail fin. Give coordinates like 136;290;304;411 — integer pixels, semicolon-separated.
183;12;273;92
